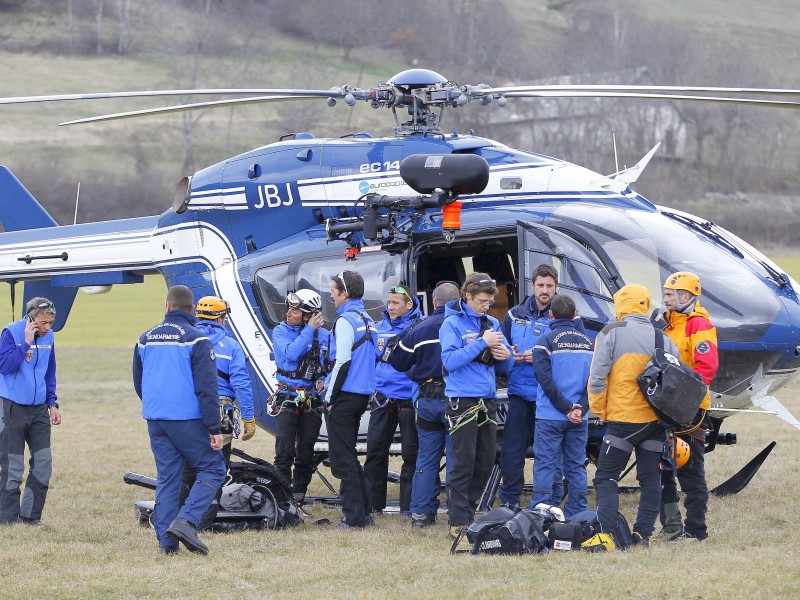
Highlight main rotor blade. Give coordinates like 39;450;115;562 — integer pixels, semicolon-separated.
499;90;800;109
0;88;344;106
59;94;322;126
483;84;800;97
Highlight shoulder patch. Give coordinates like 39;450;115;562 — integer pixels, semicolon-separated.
696;341;710;355
210;348;216;361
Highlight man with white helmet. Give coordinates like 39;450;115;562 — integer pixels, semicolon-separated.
272;289;332;508
180;295;256;530
659;271;718;541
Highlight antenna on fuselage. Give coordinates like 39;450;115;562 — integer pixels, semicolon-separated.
612;132;619;175
73;182;81;225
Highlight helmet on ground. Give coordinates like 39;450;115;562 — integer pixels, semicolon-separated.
674;437;691;469
196;296;231;319
286;289;322;314
663;271;702;296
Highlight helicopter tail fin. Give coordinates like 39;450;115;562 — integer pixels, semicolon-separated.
0;166;58;231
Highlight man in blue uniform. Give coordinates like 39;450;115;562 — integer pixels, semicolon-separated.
498;263;563;508
0;297;60;525
133;285;226;555
325;271;378;530
530;294;593;519
180;295;256;531
272;289;332;509
364;285;422;516
389;281;460;529
440;273;514;537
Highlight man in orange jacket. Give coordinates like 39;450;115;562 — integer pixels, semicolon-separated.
659;272;718;541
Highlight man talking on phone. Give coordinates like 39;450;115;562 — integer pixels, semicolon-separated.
0;297;60;525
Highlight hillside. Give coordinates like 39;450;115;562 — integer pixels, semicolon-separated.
0;0;799;246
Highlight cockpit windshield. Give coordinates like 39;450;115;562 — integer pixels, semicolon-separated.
550;204;785;340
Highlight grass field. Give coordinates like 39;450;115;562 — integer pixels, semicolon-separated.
1;260;800;598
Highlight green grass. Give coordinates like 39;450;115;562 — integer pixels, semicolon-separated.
0;346;799;598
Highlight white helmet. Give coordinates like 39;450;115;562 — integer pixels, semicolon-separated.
286;289;322;314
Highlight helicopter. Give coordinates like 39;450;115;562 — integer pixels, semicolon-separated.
2;68;800;500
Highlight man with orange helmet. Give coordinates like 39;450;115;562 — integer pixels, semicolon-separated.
660;271;718;541
180;295;256;531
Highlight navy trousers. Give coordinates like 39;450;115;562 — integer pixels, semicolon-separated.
148;419;226;549
363;397;418;512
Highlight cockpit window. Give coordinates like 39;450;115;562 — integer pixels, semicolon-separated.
551;204;784;337
294;252;403;324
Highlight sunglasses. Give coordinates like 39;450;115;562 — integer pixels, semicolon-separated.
335;271;348;295
389;285;413;301
286;292;303;309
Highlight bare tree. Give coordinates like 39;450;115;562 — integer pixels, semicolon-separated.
94;0;104;54
117;0;131;54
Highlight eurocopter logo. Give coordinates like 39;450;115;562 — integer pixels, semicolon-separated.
359;181;370;194
359;180;406;194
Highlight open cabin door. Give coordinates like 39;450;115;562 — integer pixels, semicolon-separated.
516;220;617;332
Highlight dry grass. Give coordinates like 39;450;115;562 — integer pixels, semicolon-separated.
1;344;799;599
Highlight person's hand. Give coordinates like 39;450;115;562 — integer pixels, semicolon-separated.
24;319;37;345
48;405;61;425
210;434;224;450
242;417;256;441
482;330;504;348
307;312;324;329
316;379;325;392
568;405;583;424
491;344;511;361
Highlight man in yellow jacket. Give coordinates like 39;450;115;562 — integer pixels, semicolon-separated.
660;272;718;541
588;284;679;548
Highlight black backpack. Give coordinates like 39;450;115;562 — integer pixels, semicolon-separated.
637;328;707;428
451;506;549;555
572;509;633;550
214;448;302;532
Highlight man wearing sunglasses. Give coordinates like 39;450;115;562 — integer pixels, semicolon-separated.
0;297;59;525
325;270;378;530
440;273;514;538
364;284;422;517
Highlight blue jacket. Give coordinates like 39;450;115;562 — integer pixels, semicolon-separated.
133;310;221;433
533;318;593;420
375;298;422;398
0;319;57;406
440;300;514;398
501;296;553;401
273;320;333;390
389;305;446;383
325;299;378;402
196;320;255;420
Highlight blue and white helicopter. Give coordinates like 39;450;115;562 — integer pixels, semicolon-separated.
2;69;800;495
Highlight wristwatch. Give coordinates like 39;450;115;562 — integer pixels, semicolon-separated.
48;403;59;409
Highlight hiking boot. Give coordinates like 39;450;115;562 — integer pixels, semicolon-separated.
167;517;209;555
631;531;650;549
668;531;704;543
449;525;465;540
655;526;684;542
159;545;179;555
335;517;365;531
411;513;435;529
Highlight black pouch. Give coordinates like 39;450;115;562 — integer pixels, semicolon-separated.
548;522;583;551
637;328;707;428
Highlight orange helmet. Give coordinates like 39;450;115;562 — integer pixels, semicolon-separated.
674;437;691;469
196;296;231;319
663;271;702;296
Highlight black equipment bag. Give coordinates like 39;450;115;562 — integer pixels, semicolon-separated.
215;448;302;532
451;506;549;555
637;328;707;429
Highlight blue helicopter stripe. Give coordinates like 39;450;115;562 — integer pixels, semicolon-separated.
0;216;158;244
